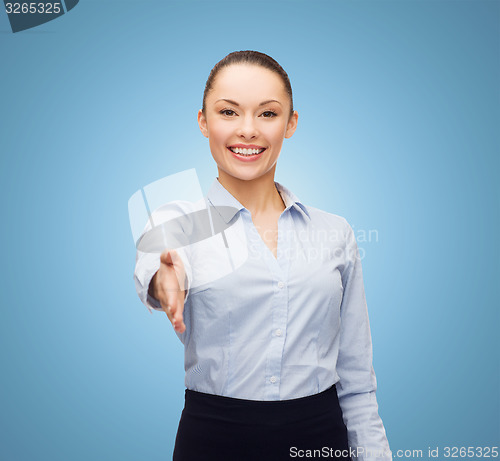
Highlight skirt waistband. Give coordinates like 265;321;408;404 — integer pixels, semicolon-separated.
183;384;340;426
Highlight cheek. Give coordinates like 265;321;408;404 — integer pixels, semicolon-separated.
209;122;231;145
262;123;287;146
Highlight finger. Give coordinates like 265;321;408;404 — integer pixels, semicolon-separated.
161;303;174;322
173;294;185;333
161;250;186;291
166;290;183;331
173;316;185;333
159;287;176;323
174;322;186;334
164;305;180;331
166;288;178;317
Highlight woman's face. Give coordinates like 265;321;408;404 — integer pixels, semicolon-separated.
198;64;298;183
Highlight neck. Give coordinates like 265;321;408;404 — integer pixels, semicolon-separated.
217;168;285;217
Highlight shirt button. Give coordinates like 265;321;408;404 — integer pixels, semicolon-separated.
270;376;277;384
277;281;285;289
275;329;282;337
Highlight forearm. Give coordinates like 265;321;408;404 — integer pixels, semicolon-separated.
337;377;392;461
336;219;392;460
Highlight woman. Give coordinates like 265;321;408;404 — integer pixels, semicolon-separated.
134;50;392;461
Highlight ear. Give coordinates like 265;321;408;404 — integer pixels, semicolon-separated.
284;110;298;139
198;109;209;138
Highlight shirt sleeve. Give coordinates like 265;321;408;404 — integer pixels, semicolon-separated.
336;219;392;461
133;204;193;314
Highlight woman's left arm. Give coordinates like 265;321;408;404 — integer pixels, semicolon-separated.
336;220;392;461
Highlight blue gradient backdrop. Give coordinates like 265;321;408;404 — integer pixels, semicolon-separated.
1;1;498;460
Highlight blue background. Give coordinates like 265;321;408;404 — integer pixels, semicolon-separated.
1;1;498;460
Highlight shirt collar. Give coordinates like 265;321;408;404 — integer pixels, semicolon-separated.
206;178;311;224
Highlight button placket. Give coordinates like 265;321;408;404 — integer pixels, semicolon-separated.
265;212;292;399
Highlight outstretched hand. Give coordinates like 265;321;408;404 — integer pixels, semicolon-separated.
150;249;187;333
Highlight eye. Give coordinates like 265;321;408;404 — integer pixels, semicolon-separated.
261;110;278;118
220;109;236;117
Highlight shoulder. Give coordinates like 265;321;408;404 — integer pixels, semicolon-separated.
302;204;352;236
302;205;359;271
276;181;352;235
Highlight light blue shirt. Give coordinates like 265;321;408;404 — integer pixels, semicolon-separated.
134;177;392;461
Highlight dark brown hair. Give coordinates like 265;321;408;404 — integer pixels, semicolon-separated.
202;50;294;117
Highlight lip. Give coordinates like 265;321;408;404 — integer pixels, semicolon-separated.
228;144;266;149
227;146;265;162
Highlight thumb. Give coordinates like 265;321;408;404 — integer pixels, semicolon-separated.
160;248;173;266
161;248;182;267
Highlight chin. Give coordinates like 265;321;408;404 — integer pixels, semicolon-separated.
220;167;266;183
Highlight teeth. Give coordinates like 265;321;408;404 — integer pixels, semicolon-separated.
230;147;264;155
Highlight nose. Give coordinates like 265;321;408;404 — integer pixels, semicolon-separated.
236;114;259;139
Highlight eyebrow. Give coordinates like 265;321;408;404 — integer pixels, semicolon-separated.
215;98;282;106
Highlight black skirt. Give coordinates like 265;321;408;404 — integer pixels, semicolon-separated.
173;384;351;461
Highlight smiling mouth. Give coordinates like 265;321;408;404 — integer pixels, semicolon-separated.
228;147;266;156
